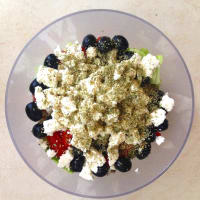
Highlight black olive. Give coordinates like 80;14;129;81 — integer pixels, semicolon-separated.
44;54;59;69
97;36;113;53
70;155;85;172
157;119;168;132
135;143;151;160
82;34;97;50
112;35;129;51
72;146;83;157
114;157;132;172
25;102;43;122
29;79;48;95
32;123;47;139
145;132;156;143
92;163;109;177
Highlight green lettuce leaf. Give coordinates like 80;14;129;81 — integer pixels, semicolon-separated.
150;55;163;85
139;48;149;56
128;48;149;57
150;67;161;85
156;55;163;64
34;66;40;74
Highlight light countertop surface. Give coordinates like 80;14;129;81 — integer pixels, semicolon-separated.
1;0;200;199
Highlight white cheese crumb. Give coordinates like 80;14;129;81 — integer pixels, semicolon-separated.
79;162;93;181
113;71;121;80
125;129;141;145
81;77;95;95
92;112;103;121
54;45;66;60
150;108;166;127
156;136;165;145
108;132;126;147
86;47;97;58
135;168;139;173
35;86;48;110
38;139;48;150
70;124;92;152
61;97;77;115
130;83;139;92
46;149;56;158
43;119;64;136
160;93;175;112
65;41;85;60
107;132;125;167
107;147;119;167
140;54;160;77
85;148;106;173
37;65;59;88
57;151;73;168
129;53;141;65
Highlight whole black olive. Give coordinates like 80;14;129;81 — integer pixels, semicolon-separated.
114;157;132;172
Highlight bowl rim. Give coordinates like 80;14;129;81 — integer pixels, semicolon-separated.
5;9;195;199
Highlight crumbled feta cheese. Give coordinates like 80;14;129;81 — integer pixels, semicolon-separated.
88;127;104;139
81;77;95;95
130;81;139;92
156;136;165;145
61;97;77;115
92;112;103;121
160;93;175;112
38;139;48;150
86;47;97;58
71;134;92;152
65;41;85;60
70;123;85;133
43;119;64;136
108;132;126;148
140;54;160;77
113;71;121;80
107;147;119;167
150;109;166;127
85;148;106;173
107;132;125;168
35;86;48;110
107;49;118;65
37;65;59;88
46;149;56;158
135;168;139;173
111;101;117;107
46;92;61;108
125;129;142;145
105;113;119;125
60;69;74;86
57;150;74;168
54;45;66;60
129;53;141;65
70;125;92;152
79;162;93;181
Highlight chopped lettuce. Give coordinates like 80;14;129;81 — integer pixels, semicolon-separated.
51;156;73;174
151;55;163;85
139;48;149;56
51;156;59;163
156;55;163;64
34;66;40;74
67;42;73;46
128;48;149;57
151;66;161;85
64;167;73;174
